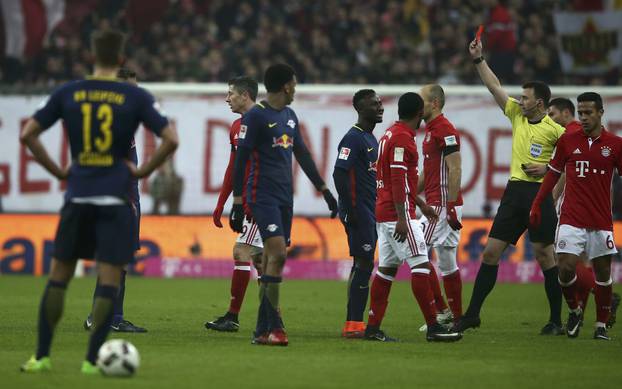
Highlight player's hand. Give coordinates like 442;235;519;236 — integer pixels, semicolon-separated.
469;38;483;58
529;203;542;228
446;202;463;231
229;203;245;233
394;218;408;243
322;189;338;218
212;205;224;228
126;160;148;178
420;204;438;223
342;208;359;228
56;165;71;180
521;163;547;178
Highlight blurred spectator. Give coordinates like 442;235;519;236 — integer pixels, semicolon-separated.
150;159;184;215
0;0;619;89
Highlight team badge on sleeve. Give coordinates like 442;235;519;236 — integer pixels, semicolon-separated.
444;135;457;146
239;125;247;139
394;147;404;162
338;147;351;160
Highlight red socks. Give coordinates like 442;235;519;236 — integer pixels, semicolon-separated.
575;261;595;310
594;279;613;324
429;265;448;312
411;269;437;326
559;275;580;311
228;261;251;314
367;273;393;327
443;270;463;318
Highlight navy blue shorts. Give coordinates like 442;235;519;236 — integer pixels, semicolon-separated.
250;203;292;246
54;202;136;265
345;218;377;262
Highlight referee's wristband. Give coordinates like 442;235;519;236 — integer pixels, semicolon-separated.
473;56;485;64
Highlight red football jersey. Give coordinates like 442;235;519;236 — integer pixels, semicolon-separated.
565;120;582;135
375;121;419;222
422;114;463;206
549;128;622;231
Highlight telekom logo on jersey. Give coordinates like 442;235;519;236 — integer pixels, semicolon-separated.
575;160;606;178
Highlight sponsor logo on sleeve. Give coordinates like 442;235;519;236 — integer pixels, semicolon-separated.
444;135;458;146
394;147;404;162
239;125;247;139
338;147;351;160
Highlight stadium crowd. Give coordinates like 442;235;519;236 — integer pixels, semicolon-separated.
1;0;619;90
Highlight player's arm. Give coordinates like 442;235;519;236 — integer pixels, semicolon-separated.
132;90;179;178
415;195;438;223
417;170;425;194
294;130;338;218
20;118;68;180
444;148;463;230
213;143;236;228
388;136;411;243
469;38;509;111
131;124;178;178
529;137;567;227
552;172;566;204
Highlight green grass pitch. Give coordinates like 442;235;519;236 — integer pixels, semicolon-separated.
1;276;621;388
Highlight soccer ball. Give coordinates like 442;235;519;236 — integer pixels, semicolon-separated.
97;339;140;377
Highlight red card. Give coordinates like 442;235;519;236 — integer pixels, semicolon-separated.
476;25;484;41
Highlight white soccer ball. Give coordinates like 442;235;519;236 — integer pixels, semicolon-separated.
97;339;140;377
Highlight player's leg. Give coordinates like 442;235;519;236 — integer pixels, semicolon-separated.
365;222;398;341
455;237;509;332
557;252;582;337
592;254;613;340
22;202;89;372
456;194;521;331
436;245;462;320
530;192;563;334
343;221;375;338
21;258;77;373
83;204;135;370
405;218;461;342
575;254;595;313
206;242;255;332
250;204;289;346
586;228;617;339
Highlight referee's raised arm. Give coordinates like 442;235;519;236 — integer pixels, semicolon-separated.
469;38;509;111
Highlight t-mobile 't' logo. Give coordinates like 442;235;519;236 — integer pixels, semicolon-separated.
575;160;590;177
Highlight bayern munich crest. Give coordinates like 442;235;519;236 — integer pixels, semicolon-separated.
601;146;611;157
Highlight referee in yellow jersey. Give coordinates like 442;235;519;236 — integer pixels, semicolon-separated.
454;37;565;335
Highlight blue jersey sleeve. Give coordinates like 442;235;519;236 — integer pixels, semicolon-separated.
138;88;168;136
238;108;262;149
334;132;359;171
33;86;64;130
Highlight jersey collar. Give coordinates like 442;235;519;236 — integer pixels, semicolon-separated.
425;113;445;130
85;75;121;81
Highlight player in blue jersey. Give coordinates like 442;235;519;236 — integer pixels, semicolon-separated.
230;63;338;346
20;29;178;374
82;67;147;333
333;89;383;338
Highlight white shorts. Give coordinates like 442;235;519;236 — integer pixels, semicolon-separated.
235;217;264;248
419;206;462;247
555;224;617;260
377;219;429;268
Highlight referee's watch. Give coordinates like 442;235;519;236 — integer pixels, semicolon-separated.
473;56;485;64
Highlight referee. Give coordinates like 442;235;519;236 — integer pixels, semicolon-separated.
454;37;565;335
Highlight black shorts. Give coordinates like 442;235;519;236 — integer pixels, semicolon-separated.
344;214;377;262
54;202;136;265
489;180;557;245
250;202;293;246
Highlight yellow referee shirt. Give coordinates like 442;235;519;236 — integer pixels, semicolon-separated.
504;97;565;183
